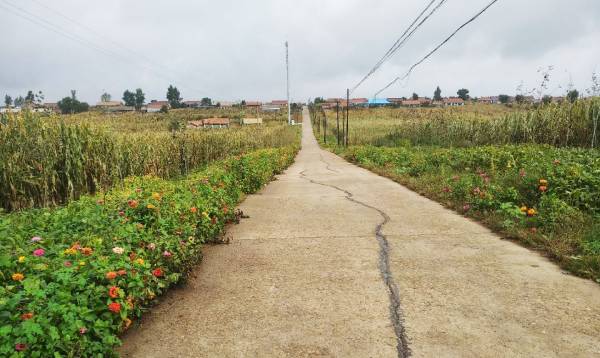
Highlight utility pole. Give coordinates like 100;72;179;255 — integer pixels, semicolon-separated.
285;41;291;125
336;101;340;146
346;89;350;146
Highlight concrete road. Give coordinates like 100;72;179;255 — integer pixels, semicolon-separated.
120;107;600;358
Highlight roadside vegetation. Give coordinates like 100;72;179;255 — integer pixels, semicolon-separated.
0;109;298;212
313;100;600;282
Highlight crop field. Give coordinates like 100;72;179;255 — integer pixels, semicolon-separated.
0;109;299;212
314;100;600;282
0;108;299;356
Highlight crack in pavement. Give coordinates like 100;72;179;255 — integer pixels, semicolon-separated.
320;153;340;173
299;166;411;358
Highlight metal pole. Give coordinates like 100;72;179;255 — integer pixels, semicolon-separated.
336;101;340;146
286;41;291;125
346;88;350;146
323;109;327;143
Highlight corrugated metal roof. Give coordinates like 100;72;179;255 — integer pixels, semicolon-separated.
367;98;391;105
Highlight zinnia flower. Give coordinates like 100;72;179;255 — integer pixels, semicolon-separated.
20;313;34;320
539;186;548;192
223;206;229;214
147;204;156;209
152;192;161;201
79;327;88;335
81;247;93;256
520;206;528;213
163;251;172;258
109;286;120;299
147;243;156;250
112;247;124;255
33;248;45;257
119;210;126;217
463;204;471;212
64;261;72;267
135;258;145;265
128;200;139;209
152;268;163;277
527;208;537;217
108;302;121;313
106;271;118;280
78;261;86;266
117;269;127;276
18;256;26;263
190;207;197;213
30;236;42;242
64;248;77;255
539;179;548;186
12;273;24;281
15;343;26;352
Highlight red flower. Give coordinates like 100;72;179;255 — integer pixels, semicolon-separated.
190;207;197;214
109;286;120;299
128;200;139;209
152;268;164;277
108;302;121;313
20;313;34;320
15;343;26;352
106;271;118;280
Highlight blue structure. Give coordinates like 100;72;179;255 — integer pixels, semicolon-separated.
366;98;391;107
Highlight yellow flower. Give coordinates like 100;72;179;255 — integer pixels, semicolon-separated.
520;206;528;213
12;273;25;281
78;261;86;266
539;179;548;186
135;258;145;265
527;208;537;217
202;211;209;218
152;193;161;201
147;204;156;209
18;256;26;263
64;248;77;255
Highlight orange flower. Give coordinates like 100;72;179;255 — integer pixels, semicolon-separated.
81;247;93;256
109;286;120;299
128;200;139;209
12;273;24;281
520;206;528;213
527;208;537;217
190;207;197;214
151;192;161;201
223;206;229;214
106;271;118;280
20;312;34;320
117;269;127;276
108;302;121;313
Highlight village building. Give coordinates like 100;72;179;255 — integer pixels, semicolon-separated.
146;100;169;113
242;118;263;125
443;97;465;106
187;118;230;129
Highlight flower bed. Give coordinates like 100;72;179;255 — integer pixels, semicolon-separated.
0;146;297;357
338;144;600;282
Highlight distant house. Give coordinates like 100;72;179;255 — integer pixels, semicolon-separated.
147;101;169;113
270;100;288;106
218;101;236;107
387;98;404;105
187;118;230;129
96;101;122;108
244;101;262;108
0;106;22;113
478;96;498;104
351;98;368;106
261;104;281;112
401;99;421;107
443;97;465;106
366;98;391;107
242;118;263;125
183;100;202;108
43;103;60;113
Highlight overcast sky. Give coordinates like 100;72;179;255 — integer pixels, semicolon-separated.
1;0;599;103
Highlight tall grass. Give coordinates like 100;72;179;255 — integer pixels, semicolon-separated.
0;111;299;211
323;99;600;148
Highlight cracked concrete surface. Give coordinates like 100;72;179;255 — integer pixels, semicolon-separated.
119;107;600;358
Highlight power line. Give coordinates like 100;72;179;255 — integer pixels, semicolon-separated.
350;0;448;94
375;0;500;97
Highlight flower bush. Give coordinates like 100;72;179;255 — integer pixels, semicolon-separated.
0;146;297;357
340;144;600;282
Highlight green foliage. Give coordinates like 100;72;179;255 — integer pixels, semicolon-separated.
166;85;182;109
0;147;298;356
0;112;299;211
57;95;89;114
499;94;510;104
200;98;212;107
4;95;12;107
134;89;145;111
567;89;579;103
122;90;135;107
412;93;419;100
101;93;111;103
457;88;469;101
434;86;442;101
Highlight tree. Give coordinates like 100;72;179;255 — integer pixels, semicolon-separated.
542;95;552;105
412;93;419;100
134;88;145;111
313;97;325;104
122;90;135;107
13;96;24;107
498;94;510;104
160;105;169;113
25;90;35;105
567;89;579;103
515;94;526;104
57;93;89;114
457;88;470;101
35;91;44;105
434;86;442;101
4;95;12;107
166;85;182;108
200;97;212;106
101;92;112;102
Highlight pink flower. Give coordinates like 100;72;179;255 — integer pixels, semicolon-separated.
463;204;471;212
163;251;172;258
112;247;125;255
79;327;88;335
33;248;45;257
15;343;26;352
31;236;42;242
64;261;72;267
147;243;156;250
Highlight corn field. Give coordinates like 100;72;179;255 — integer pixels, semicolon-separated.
320;99;600;148
0;111;299;211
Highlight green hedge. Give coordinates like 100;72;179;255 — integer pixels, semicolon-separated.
0;146;297;357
